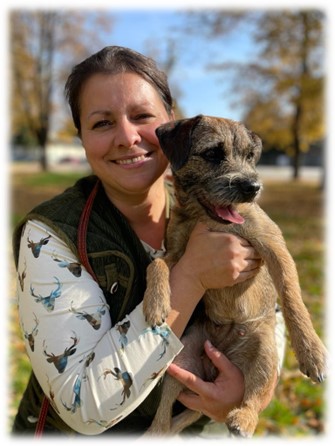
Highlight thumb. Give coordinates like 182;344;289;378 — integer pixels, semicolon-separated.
204;340;236;376
192;220;209;234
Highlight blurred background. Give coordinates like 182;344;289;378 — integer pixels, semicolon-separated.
6;3;328;439
9;8;325;179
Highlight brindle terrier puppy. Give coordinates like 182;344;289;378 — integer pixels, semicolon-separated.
143;115;327;437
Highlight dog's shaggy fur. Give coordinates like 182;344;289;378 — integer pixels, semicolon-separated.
143;115;327;437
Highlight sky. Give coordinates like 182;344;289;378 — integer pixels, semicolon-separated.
102;9;253;120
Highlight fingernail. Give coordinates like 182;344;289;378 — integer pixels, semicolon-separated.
167;363;178;374
205;339;213;350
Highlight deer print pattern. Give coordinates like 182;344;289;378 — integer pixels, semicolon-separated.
16;219;183;433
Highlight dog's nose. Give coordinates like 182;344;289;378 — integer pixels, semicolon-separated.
240;180;261;194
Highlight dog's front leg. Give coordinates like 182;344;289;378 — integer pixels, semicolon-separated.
266;245;327;382
249;224;327;383
143;258;171;326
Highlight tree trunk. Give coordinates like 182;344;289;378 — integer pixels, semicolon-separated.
291;102;302;180
40;144;48;171
37;126;48;171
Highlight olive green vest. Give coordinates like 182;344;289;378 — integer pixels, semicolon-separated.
12;175;171;435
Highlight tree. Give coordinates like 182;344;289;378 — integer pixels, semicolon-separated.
143;37;185;119
182;10;325;179
245;11;325;179
10;10;113;171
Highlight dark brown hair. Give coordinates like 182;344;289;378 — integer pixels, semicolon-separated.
64;46;174;134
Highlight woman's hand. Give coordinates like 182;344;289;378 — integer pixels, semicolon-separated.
167;340;244;422
167;340;277;422
176;221;262;294
166;222;262;337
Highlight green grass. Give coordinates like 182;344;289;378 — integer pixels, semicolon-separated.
19;171;85;188
256;181;326;436
8;171;326;436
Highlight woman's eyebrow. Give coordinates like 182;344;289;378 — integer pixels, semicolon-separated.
87;109;112;119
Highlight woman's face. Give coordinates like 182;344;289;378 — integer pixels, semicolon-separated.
79;72;173;200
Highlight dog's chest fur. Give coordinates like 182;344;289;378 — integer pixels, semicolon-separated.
166;201;277;325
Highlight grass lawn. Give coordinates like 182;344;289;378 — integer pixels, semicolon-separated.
8;169;327;436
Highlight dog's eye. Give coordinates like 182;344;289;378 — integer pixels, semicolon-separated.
200;147;225;164
246;151;254;161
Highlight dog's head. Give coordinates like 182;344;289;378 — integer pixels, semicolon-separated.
156;115;263;224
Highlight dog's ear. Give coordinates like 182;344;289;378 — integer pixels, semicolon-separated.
248;130;263;164
156;115;203;171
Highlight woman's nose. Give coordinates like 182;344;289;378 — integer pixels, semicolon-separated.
113;118;141;148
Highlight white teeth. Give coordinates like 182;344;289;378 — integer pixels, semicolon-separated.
116;155;147;165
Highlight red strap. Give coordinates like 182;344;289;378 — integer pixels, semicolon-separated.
35;396;49;438
34;180;100;437
77;180;100;282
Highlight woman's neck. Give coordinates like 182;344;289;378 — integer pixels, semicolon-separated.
104;179;167;249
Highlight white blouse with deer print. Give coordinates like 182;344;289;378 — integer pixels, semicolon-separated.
16;219;183;435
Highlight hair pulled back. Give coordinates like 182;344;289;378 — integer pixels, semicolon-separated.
65;46;174;134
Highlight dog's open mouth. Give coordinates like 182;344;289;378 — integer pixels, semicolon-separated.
199;199;245;225
214;205;245;224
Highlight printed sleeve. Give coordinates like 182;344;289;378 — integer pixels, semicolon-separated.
16;219;183;434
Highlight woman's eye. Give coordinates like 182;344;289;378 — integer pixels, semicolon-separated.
134;113;154;121
92;120;111;129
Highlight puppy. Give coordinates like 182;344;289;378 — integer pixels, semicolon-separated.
143;115;327;437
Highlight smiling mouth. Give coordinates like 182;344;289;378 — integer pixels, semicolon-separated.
114;152;152;165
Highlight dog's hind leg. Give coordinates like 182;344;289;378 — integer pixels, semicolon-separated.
170;409;203;435
225;321;278;438
146;374;184;435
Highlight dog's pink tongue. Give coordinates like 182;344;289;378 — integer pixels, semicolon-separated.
215;205;245;224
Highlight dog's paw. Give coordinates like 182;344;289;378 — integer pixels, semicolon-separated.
143;295;171;327
226;407;258;438
228;425;252;439
298;337;328;383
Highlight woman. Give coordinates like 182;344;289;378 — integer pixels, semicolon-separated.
12;46;282;436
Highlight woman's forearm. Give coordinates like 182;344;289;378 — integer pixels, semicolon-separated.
17;220;183;434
